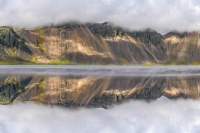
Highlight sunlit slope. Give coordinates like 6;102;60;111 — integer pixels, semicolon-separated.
14;23;167;64
164;31;200;64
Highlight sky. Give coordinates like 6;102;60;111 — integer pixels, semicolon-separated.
0;97;200;133
1;0;200;33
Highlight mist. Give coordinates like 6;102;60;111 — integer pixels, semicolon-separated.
0;97;200;133
1;65;200;76
1;0;200;33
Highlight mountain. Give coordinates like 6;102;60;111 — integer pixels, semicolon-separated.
0;22;199;64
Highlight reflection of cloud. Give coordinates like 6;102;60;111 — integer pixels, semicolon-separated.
1;0;200;33
0;97;200;133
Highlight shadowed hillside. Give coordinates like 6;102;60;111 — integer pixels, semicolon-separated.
0;27;32;62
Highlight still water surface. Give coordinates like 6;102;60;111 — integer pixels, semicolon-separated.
0;65;200;108
1;66;200;133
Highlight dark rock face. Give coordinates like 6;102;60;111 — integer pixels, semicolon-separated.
163;31;188;39
0;84;21;104
0;76;32;104
127;85;164;101
0;27;24;47
0;27;33;61
86;22;124;38
127;29;165;46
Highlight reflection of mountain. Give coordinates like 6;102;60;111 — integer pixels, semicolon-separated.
164;77;200;99
0;76;32;104
1;22;200;64
1;75;200;108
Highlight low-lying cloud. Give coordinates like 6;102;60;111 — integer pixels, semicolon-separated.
0;0;200;33
0;97;200;133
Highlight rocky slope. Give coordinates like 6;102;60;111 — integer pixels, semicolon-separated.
0;27;32;61
164;31;200;64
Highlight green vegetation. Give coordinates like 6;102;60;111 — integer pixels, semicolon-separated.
2;58;200;66
37;29;45;52
2;59;200;65
47;61;72;65
119;58;129;64
65;81;68;87
0;60;31;65
36;79;45;103
144;61;155;66
0;59;84;65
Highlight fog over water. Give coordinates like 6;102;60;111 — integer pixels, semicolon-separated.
0;97;200;133
1;65;200;76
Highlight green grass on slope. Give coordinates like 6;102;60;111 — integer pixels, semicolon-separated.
1;59;200;65
0;60;32;65
45;61;72;65
0;60;82;65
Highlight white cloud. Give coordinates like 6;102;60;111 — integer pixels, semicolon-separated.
0;97;200;133
0;0;200;33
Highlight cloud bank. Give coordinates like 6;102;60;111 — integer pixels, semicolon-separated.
0;0;200;33
0;97;200;133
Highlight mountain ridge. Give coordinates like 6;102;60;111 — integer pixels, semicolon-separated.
0;22;199;64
